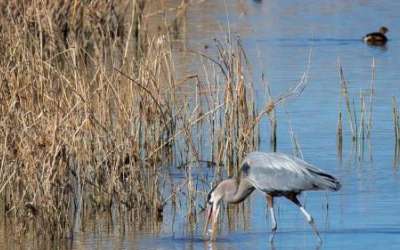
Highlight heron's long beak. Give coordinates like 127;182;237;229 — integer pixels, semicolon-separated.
203;203;213;236
203;202;220;241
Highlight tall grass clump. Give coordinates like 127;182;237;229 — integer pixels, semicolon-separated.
0;0;310;240
337;58;375;159
392;97;400;144
0;0;266;239
391;97;400;167
0;0;179;238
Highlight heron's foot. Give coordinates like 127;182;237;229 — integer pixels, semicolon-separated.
269;228;277;242
314;230;322;244
268;234;275;243
309;220;322;243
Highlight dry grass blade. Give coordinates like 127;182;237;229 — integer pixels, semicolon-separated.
392;97;400;143
0;0;312;241
338;60;357;141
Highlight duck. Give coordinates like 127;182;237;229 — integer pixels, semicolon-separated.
363;26;389;45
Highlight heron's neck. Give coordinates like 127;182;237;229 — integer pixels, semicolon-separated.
224;178;255;204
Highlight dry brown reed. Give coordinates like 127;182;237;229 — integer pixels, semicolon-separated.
0;0;266;239
0;0;308;240
392;97;400;144
392;97;400;167
338;61;357;142
0;0;174;238
337;111;343;159
337;58;375;159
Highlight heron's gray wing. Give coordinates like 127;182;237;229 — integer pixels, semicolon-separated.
242;152;338;193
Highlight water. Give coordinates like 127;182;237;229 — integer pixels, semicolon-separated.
11;1;400;249
149;1;400;248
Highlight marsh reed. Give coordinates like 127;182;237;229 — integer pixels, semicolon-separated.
0;0;311;240
391;97;400;169
337;58;375;160
0;0;177;238
392;97;400;144
0;0;265;239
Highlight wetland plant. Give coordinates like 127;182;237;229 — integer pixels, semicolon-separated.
392;97;400;145
0;0;263;239
0;0;176;238
0;0;310;241
337;58;375;160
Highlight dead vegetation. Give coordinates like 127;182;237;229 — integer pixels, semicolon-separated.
337;58;375;160
0;0;171;238
0;0;307;240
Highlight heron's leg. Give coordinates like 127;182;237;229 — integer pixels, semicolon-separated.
266;194;277;242
285;193;322;242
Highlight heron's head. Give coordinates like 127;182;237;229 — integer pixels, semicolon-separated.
203;182;223;240
379;26;389;34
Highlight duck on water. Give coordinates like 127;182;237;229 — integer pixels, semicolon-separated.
363;26;389;45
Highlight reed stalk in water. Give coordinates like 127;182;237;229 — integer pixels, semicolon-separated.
337;58;376;159
0;0;311;240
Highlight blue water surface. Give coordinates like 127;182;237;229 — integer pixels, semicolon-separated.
69;1;400;249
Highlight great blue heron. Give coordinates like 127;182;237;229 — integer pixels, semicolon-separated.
363;26;389;45
204;151;341;242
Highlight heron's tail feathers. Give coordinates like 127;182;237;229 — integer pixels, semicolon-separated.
307;167;341;191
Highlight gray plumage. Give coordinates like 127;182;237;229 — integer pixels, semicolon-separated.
204;151;341;242
242;152;341;194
